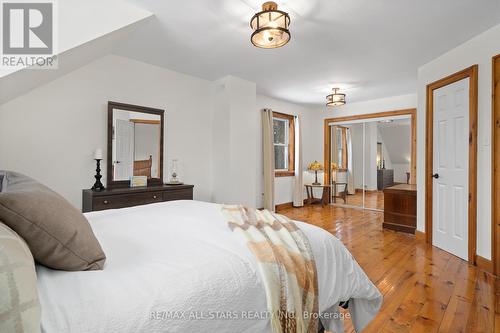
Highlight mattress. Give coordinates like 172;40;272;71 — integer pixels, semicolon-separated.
36;200;382;332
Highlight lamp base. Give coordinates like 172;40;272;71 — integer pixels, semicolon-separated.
91;159;105;192
312;170;321;186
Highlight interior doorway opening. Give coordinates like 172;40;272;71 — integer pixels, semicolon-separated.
324;109;416;212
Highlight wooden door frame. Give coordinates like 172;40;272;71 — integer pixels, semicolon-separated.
323;108;417;187
493;55;500;275
425;65;478;263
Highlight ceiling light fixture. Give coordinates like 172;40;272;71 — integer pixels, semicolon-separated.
326;88;346;107
250;2;291;49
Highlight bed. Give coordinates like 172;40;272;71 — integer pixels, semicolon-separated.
35;200;382;333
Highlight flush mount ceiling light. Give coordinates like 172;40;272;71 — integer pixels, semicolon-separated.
250;2;291;49
326;88;346;107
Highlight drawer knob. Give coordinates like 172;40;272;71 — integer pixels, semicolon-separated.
153;195;157;199
103;200;109;205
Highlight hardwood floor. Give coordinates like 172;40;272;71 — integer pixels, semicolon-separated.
278;204;499;333
338;191;384;210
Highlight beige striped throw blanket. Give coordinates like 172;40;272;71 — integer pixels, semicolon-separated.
222;205;319;333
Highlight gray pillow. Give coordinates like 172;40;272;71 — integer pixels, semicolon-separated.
0;171;106;271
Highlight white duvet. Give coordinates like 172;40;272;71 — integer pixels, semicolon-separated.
36;200;382;333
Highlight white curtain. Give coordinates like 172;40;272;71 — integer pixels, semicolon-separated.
262;109;275;211
293;116;303;207
346;128;355;194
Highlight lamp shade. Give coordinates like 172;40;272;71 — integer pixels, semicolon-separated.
250;2;291;49
326;88;346;107
307;161;324;171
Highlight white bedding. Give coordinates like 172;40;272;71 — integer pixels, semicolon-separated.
36;200;382;333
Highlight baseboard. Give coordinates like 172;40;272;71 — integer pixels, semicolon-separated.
415;230;426;241
355;188;379;193
475;255;493;273
275;202;293;211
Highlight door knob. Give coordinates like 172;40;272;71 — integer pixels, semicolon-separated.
432;173;439;179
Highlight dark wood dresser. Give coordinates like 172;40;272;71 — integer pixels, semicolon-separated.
82;185;194;213
377;169;394;190
383;184;416;234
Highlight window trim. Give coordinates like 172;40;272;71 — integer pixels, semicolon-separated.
273;112;295;177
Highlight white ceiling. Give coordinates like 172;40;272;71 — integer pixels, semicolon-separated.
115;0;500;105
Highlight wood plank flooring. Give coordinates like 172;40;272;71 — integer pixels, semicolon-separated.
278;204;499;333
336;191;385;210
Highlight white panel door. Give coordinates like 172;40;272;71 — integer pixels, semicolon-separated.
432;78;469;261
115;119;134;180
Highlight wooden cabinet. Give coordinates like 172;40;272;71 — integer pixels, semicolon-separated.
377;169;394;190
383;184;416;234
82;185;194;213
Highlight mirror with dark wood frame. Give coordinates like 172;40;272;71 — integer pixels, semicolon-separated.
107;101;164;189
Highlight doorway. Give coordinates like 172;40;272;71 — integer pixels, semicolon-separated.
324;109;416;211
425;65;478;262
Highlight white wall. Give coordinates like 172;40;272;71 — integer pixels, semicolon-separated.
256;95;323;206
365;123;378;191
0;55;214;207
211;76;258;208
0;54;319;210
377;128;394;170
393;164;410;184
417;23;500;260
378;123;411;183
134;123;160;178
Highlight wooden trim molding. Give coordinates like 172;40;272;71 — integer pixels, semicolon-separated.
107;101;165;189
324;108;417;186
275;171;294;177
129;119;161;125
275;202;293;211
273;112;295;177
425;65;478;263
493;54;500;276
415;230;426;242
475;255;493;274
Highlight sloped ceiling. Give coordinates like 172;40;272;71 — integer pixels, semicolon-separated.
0;0;152;104
114;0;500;105
378;121;411;164
1;0;499;106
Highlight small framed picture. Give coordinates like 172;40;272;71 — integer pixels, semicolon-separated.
130;176;147;188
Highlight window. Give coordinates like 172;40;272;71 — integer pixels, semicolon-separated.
273;112;295;177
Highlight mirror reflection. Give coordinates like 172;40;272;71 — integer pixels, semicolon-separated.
329;124;360;208
328;117;412;211
112;109;161;181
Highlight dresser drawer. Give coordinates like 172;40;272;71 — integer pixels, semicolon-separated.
163;188;193;201
82;185;195;213
92;191;164;211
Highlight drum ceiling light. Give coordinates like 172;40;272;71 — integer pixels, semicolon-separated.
326;88;346;107
250;2;291;49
